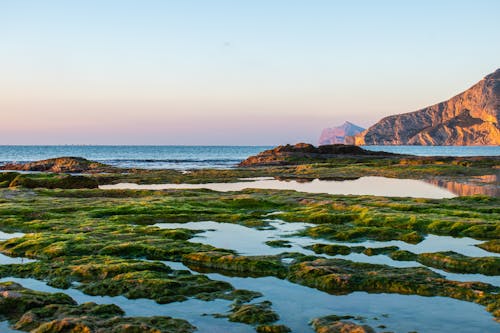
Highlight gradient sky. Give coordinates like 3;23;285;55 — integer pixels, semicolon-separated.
1;0;499;145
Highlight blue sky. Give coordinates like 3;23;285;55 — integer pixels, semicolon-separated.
1;0;499;144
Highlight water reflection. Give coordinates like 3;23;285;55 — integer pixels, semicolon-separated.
101;176;457;199
426;174;499;197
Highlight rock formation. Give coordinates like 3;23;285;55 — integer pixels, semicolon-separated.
0;157;116;173
350;68;500;145
319;121;365;145
238;143;397;166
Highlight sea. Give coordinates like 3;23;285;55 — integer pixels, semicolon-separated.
0;145;499;170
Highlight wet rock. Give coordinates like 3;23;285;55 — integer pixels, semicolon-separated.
256;324;292;333
416;251;500;275
311;315;376;333
239;143;397;167
265;240;292;248
9;174;98;189
228;301;279;325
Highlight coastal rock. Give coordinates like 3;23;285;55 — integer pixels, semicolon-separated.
310;316;375;333
350;68;500;145
319;122;365;145
238;143;396;166
0;157;116;173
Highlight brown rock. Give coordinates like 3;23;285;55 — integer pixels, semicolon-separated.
311;317;375;333
239;143;397;166
0;157;117;173
351;68;500;145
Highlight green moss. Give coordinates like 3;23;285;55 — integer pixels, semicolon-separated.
416;251;500;275
228;301;279;325
265;240;292;248
9;174;98;189
476;240;500;254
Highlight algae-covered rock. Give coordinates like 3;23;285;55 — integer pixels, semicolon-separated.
0;157;116;174
182;251;288;278
311;315;375;333
14;302;195;333
477;240;500;254
228;301;279;325
265;240;292;248
417;251;500;275
9;174;98;189
256;324;292;333
0;281;75;320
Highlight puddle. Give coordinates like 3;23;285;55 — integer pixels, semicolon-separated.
100;176;457;199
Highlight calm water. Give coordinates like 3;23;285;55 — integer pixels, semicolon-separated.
101;176;457;199
0;145;498;169
1;220;499;332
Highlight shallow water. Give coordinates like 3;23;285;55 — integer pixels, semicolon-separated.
0;321;22;333
0;231;25;241
154;220;498;258
154;220;500;286
101;176;457;198
0;277;255;333
1;271;498;333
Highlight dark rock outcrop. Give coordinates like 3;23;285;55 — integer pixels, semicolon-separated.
0;157;116;173
319;121;365;145
351;68;500;145
239;143;397;167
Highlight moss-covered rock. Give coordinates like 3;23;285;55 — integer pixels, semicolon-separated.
416;251;500;275
310;315;375;333
228;301;279;325
9;174;98;189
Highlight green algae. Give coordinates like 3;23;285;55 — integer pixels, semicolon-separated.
0;185;499;328
0;282;195;333
9;174;98;189
227;301;279;325
477;240;500;254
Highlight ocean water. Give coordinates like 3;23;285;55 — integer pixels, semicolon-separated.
0;146;271;169
0;145;498;169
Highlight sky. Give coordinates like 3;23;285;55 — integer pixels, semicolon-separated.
1;0;499;145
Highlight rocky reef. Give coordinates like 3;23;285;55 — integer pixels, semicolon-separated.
0;157;117;174
238;143;396;166
351;68;500;145
319;121;365;145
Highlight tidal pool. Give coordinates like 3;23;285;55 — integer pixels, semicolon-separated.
100;176;457;198
0;277;255;333
153;220;500;286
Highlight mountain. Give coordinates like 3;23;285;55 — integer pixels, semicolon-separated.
319;121;365;145
350;69;500;145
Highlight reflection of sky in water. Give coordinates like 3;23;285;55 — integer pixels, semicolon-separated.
154;220;500;286
0;277;254;333
101;176;457;199
0;321;22;333
0;220;498;332
1;273;498;333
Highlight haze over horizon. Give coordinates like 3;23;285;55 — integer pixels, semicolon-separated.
1;0;499;145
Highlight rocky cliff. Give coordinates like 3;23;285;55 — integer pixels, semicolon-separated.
319;121;365;145
351;69;500;145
